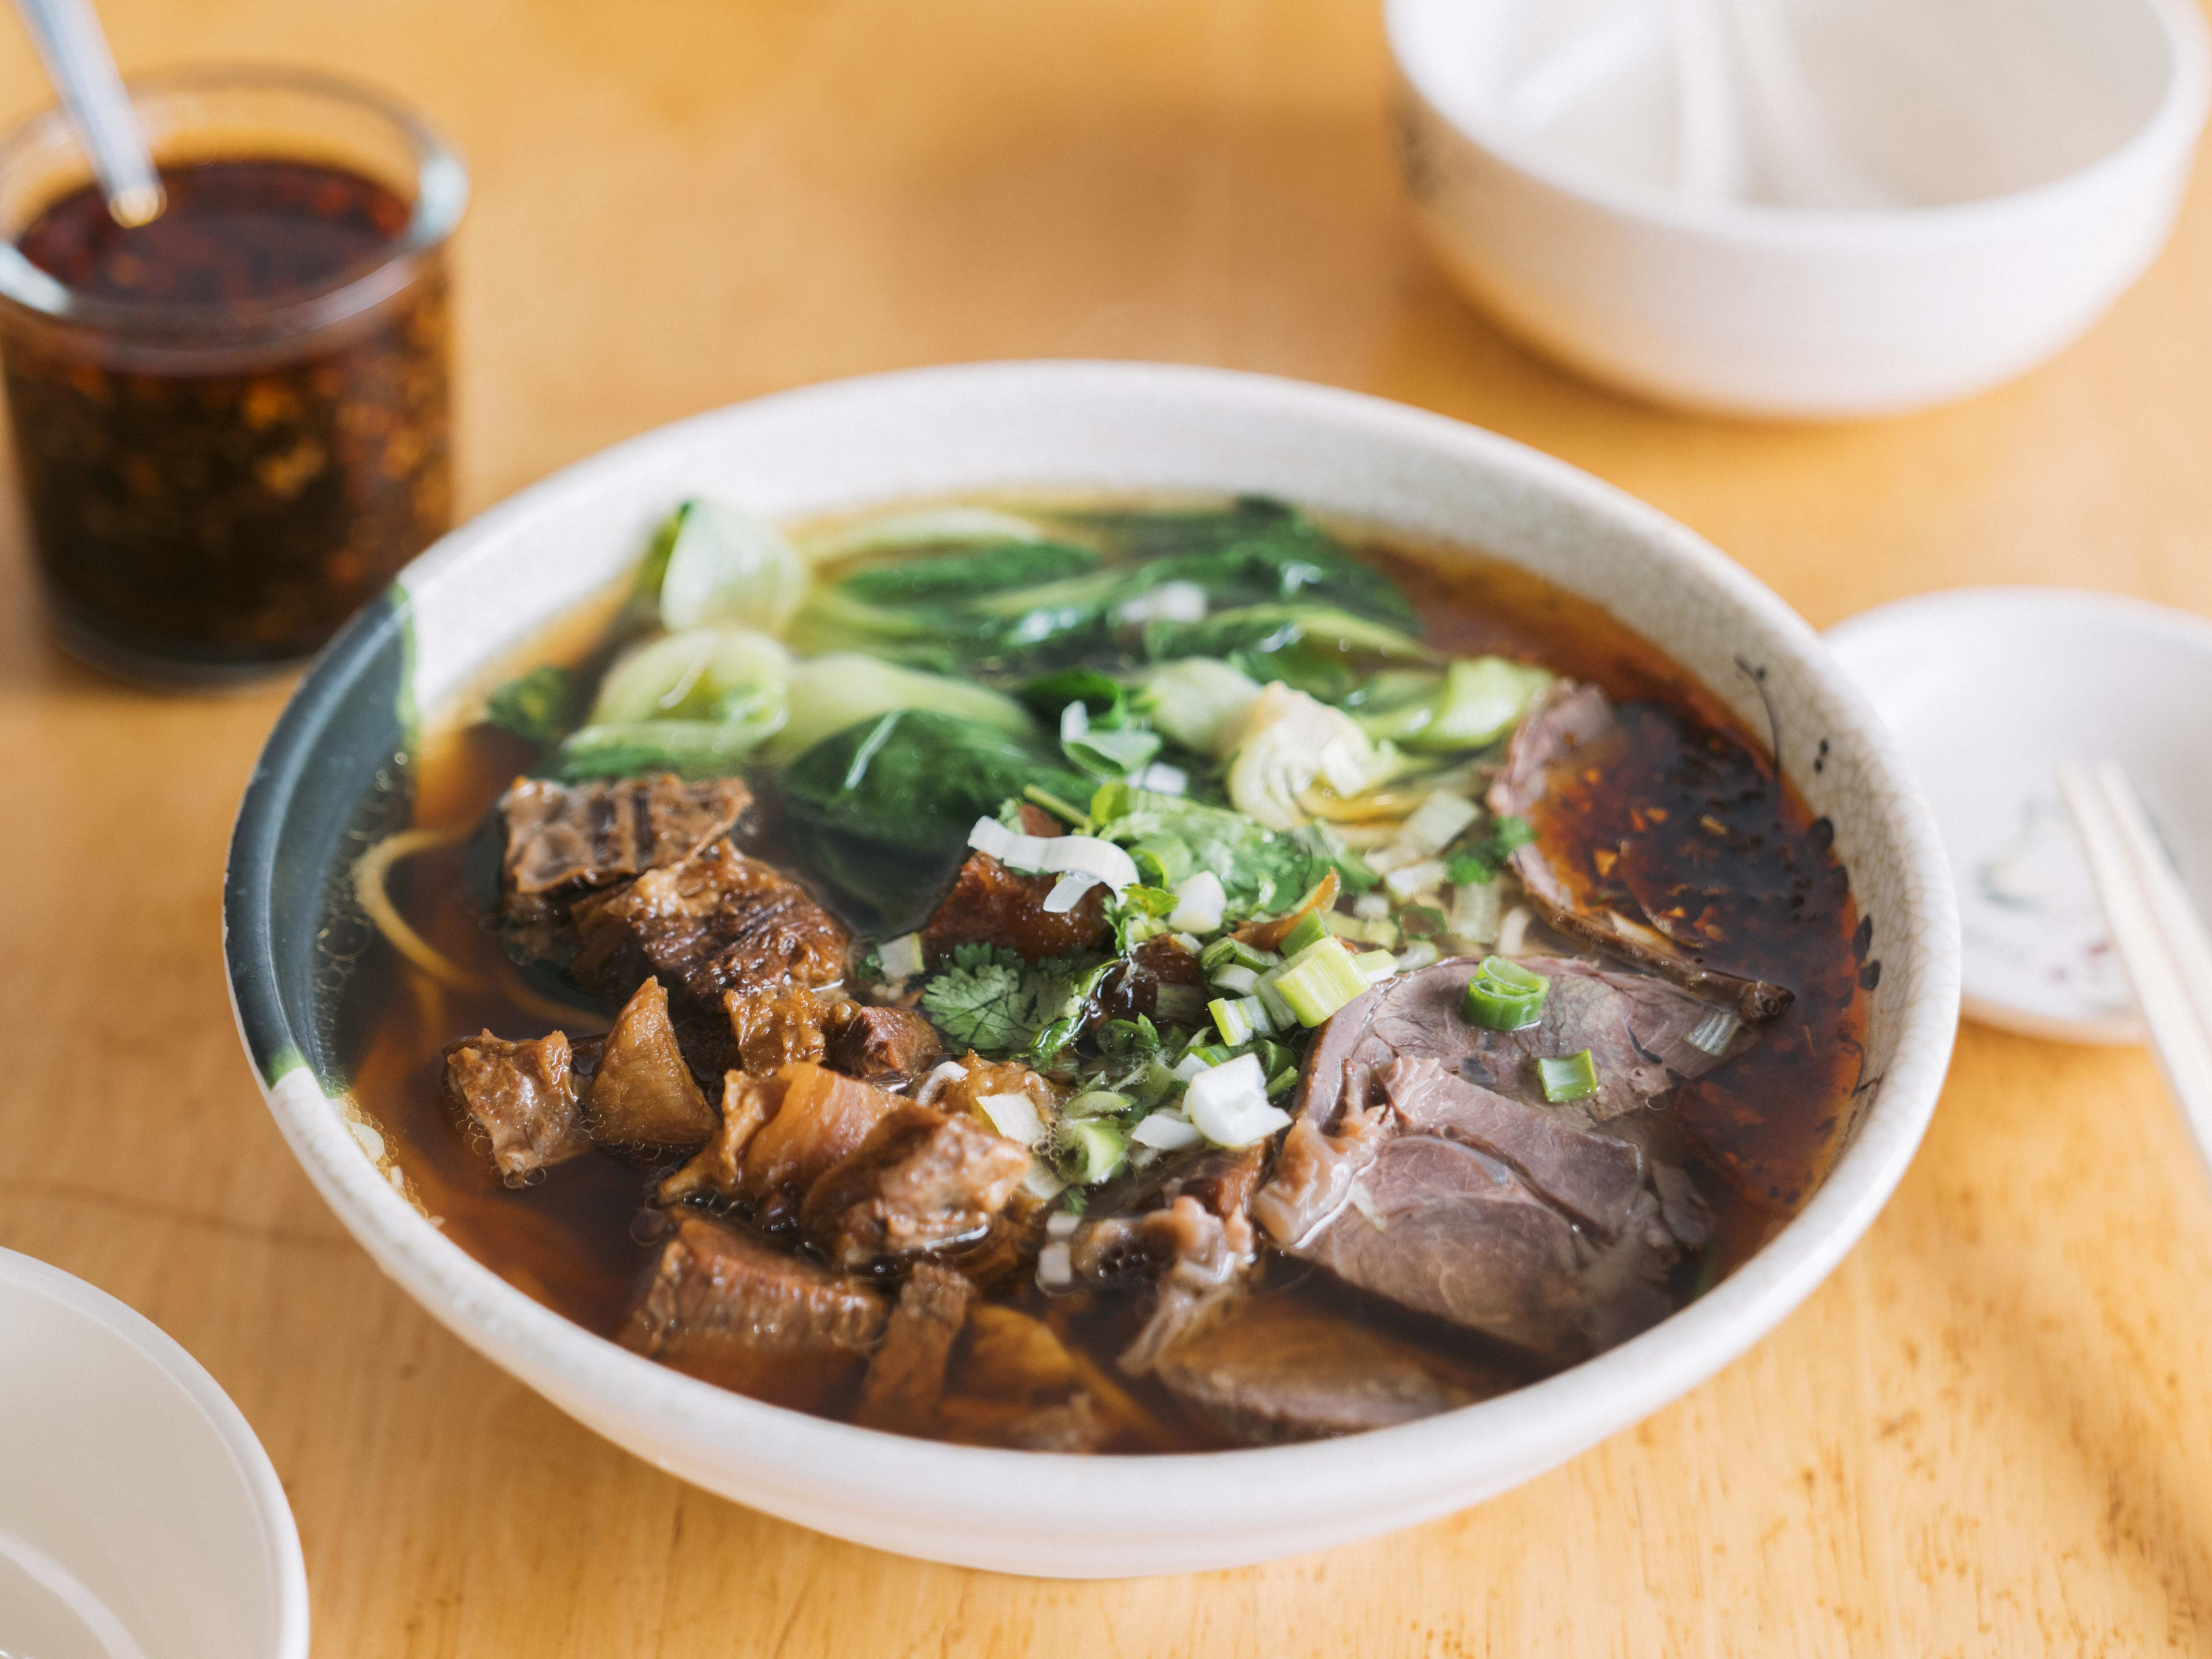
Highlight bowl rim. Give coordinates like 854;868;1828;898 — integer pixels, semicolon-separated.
1385;0;2212;248
0;1247;312;1656
224;360;1960;1541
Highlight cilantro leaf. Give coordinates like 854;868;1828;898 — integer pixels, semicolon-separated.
917;944;1107;1060
1444;815;1535;887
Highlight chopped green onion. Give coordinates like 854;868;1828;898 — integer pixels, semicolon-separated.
1351;949;1398;983
1461;955;1550;1032
1323;910;1400;948
1056;1119;1128;1184
1064;1089;1132;1118
1153;983;1208;1026
1188;1041;1236;1068
1200;937;1279;974
1274;939;1371;1027
1537;1049;1599;1103
1264;1065;1299;1097
1209;994;1274;1046
1209;963;1262;995
1279;910;1331;958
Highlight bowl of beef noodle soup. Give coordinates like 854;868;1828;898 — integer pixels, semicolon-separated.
225;362;1960;1575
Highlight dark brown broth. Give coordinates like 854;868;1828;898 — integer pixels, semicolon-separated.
327;516;1865;1450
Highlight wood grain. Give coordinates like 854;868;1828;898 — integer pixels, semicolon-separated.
4;1;2211;1652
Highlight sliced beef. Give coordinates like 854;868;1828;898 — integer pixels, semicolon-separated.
823;1003;945;1082
1381;1057;1643;1237
568;840;850;1013
585;978;716;1149
1300;955;1756;1126
443;1030;588;1182
618;1213;886;1407
1252;1104;1680;1366
799;1105;1031;1273
657;1071;781;1206
501;774;749;942
920;850;1110;964
1488;683;1791;1021
854;1263;972;1435
736;1062;902;1231
1153;1295;1506;1444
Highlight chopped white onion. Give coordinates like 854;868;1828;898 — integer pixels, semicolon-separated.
1171;932;1203;954
1130;1110;1205;1151
1135;762;1188;796
1685;1007;1743;1056
1353;893;1391;921
1116;581;1208;625
976;1092;1047;1147
1046;1211;1082;1239
1398;793;1480;857
1168;870;1226;933
1497;904;1534;957
1183;1054;1291;1148
914;1059;969;1108
1394;940;1441;972
1171;1052;1210;1082
1448;878;1502;946
967;816;1017;859
1022;1159;1069;1202
1383;859;1448;900
1060;700;1090;743
877;931;925;980
1210;963;1261;995
1043;872;1102;913
1034;835;1139;895
1036;1242;1074;1289
1363;841;1421;876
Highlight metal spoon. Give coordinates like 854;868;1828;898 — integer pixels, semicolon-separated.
10;0;161;225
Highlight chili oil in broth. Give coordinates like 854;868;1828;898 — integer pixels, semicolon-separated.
324;495;1869;1450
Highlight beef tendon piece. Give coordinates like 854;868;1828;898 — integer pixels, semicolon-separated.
569;840;850;1013
619;1214;885;1407
586;978;717;1150
658;1071;785;1206
1153;1296;1510;1445
737;1062;902;1230
1488;683;1791;1022
725;983;838;1074
854;1263;973;1435
501;774;749;939
823;1003;945;1082
442;1029;588;1183
920;850;1110;964
800;1105;1031;1273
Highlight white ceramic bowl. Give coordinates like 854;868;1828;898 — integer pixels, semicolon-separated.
1387;0;2211;418
224;362;1960;1577
0;1249;309;1658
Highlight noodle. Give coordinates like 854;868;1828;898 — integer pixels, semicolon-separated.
353;826;490;995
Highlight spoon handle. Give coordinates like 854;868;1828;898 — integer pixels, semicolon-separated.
10;0;162;225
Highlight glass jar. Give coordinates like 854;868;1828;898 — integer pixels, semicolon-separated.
0;68;467;687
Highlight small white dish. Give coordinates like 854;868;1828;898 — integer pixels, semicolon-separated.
1827;587;2212;1046
0;1249;309;1659
1386;0;2211;419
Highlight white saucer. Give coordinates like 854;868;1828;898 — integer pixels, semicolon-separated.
0;1249;309;1659
1827;587;2212;1045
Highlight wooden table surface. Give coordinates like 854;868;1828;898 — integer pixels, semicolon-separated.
5;1;2212;1652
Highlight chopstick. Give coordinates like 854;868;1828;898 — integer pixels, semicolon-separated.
2056;761;2212;1178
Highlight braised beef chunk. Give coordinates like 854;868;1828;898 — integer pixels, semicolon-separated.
619;1214;885;1407
823;1003;945;1082
724;983;836;1074
1092;933;1205;1025
585;978;717;1149
800;1105;1031;1272
501;774;749;938
736;1062;902;1230
938;1305;1115;1453
920;850;1110;964
1153;1296;1507;1444
443;1030;588;1181
1300;955;1758;1127
1488;683;1792;1022
568;840;850;1012
658;1071;781;1206
854;1264;972;1435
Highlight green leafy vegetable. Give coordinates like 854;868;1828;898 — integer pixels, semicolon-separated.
1444;815;1536;887
1089;782;1368;921
589;627;792;726
1141;604;1432;702
547;718;779;782
839;540;1100;605
484;665;575;747
1133;658;1262;757
653;500;812;634
762;652;1036;764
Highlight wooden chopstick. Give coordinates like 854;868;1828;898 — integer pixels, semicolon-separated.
2056;762;2212;1179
